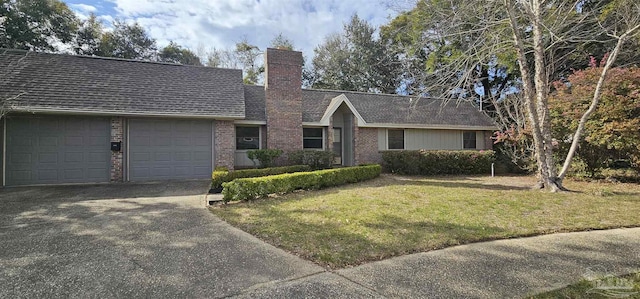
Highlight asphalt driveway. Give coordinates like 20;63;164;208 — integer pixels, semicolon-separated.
0;181;327;298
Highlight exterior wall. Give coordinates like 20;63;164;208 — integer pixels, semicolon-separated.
110;117;124;182
0;117;4;186
377;129;387;150
355;126;382;165
261;126;267;149
482;131;494;150
214;120;235;171
326;118;333;152
264;48;303;158
377;128;494;151
343;114;354;166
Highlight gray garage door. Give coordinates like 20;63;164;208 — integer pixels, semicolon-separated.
128;119;213;181
6;115;111;186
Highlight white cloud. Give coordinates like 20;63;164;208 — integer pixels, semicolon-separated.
92;0;399;60
70;3;98;13
69;3;98;20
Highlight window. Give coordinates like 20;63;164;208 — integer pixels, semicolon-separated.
303;128;323;149
236;126;260;150
388;129;404;150
463;131;477;149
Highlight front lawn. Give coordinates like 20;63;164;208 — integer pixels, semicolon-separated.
210;175;640;269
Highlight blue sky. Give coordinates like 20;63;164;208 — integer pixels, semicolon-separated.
63;0;403;60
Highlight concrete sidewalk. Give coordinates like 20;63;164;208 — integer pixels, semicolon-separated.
237;228;640;298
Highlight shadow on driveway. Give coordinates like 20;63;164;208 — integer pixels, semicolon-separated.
0;181;323;298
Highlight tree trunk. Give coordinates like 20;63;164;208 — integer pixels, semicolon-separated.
531;0;565;192
505;0;558;191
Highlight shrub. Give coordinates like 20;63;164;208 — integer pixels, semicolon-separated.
600;168;640;183
222;164;382;202
381;150;495;175
210;165;311;192
246;149;283;168
288;150;334;170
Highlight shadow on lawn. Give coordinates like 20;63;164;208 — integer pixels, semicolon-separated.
363;214;505;236
392;179;531;191
218;205;510;268
360;175;532;191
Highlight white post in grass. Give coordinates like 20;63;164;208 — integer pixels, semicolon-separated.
491;163;495;177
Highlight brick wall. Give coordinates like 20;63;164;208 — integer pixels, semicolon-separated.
483;131;494;150
355;126;382;165
264;48;303;158
110;117;124;182
215;120;235;171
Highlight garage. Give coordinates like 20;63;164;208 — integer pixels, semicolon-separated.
5;115;111;186
128;119;213;181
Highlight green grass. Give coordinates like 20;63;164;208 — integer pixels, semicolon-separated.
530;272;640;298
209;174;640;269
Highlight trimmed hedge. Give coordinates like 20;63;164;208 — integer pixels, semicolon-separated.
382;150;495;175
222;164;382;202
211;165;311;192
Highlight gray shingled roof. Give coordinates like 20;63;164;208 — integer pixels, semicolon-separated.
243;85;266;121
0;49;245;118
303;89;496;127
243;86;496;128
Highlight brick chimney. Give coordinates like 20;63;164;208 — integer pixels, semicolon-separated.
264;48;303;155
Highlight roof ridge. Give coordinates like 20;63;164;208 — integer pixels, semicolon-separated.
302;87;463;104
0;48;240;71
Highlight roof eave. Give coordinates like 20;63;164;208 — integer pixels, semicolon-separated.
6;107;245;120
359;122;498;130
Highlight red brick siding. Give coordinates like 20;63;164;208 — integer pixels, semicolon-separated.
215;120;235;171
355;126;382;165
110;117;124;182
265;48;303;158
483;131;494;150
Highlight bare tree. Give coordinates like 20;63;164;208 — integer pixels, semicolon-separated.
392;0;640;191
504;0;640;191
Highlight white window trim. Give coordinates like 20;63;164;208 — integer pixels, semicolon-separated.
235;125;262;151
303;126;326;150
387;128;405;150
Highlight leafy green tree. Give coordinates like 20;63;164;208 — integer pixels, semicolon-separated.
551;65;640;174
73;13;103;56
234;39;262;84
270;33;294;50
159;41;202;66
0;0;78;51
99;20;157;60
312;14;400;93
